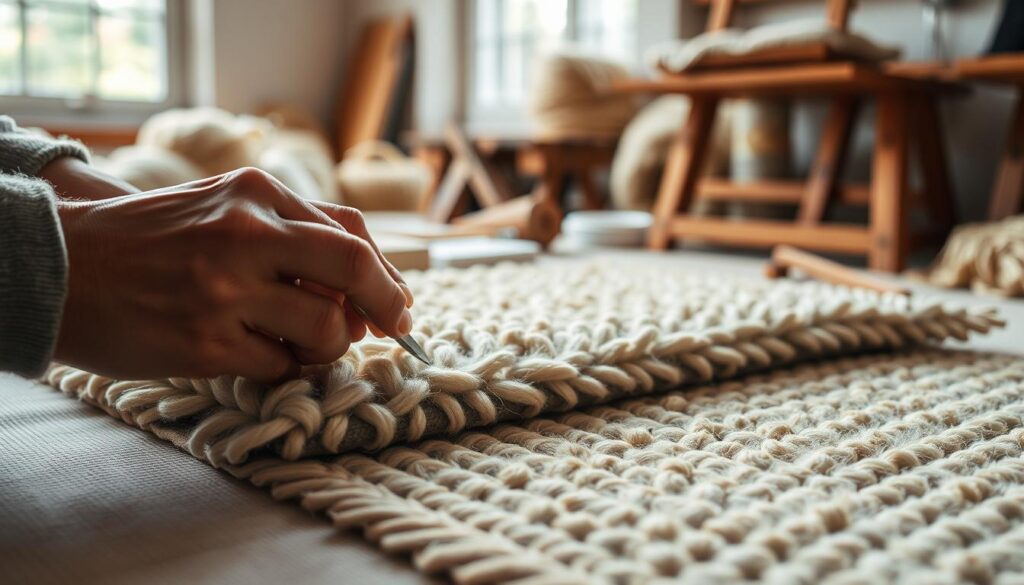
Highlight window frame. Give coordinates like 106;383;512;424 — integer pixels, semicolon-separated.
0;0;188;126
463;0;639;133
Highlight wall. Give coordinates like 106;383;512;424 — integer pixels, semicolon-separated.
201;0;349;126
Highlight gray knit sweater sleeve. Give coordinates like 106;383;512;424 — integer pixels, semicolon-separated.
0;115;90;175
0;116;85;377
0;175;67;376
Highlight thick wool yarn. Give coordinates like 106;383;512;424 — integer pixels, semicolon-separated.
49;348;1024;584
46;262;1000;465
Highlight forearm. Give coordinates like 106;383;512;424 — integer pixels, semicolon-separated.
0;174;67;377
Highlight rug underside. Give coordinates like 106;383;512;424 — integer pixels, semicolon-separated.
43;262;1021;584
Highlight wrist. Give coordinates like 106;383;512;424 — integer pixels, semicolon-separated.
40;156;140;201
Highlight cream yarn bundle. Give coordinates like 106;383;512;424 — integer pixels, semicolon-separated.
46;260;1001;464
922;215;1024;297
109;107;340;203
136;107;268;177
529;52;640;140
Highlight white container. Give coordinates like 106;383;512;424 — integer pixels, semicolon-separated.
561;211;653;248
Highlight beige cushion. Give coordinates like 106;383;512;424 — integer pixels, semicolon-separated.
647;19;900;73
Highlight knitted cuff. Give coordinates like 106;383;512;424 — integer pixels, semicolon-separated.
0;115;91;177
0;175;68;377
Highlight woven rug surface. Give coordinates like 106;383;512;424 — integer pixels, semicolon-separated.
42;262;1023;583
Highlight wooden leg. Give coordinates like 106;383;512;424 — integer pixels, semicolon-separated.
429;159;471;223
989;91;1024;221
575;168;604;210
532;148;566;213
648;97;719;250
913;94;957;239
799;97;858;225
413;145;450;214
869;94;911;273
445;124;513;209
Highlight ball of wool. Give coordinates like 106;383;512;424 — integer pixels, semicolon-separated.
528;51;640;140
136;107;267;176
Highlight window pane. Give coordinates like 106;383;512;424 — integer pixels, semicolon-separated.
475;0;497;42
0;3;21;94
24;0;90;6
97;14;164;101
26;5;92;97
97;0;164;16
574;0;637;64
475;43;499;106
502;38;524;103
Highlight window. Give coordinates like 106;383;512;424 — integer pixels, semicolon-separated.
469;0;638;123
0;0;181;119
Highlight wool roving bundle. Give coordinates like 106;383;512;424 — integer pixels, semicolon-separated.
922;215;1024;297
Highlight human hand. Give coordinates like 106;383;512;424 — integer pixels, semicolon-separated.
54;167;413;382
40;156;140;201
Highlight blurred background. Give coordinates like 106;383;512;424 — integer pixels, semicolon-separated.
1;0;1021;286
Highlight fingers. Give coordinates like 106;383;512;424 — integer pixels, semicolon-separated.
310;201;414;308
245;283;353;364
229;329;301;384
271;222;412;339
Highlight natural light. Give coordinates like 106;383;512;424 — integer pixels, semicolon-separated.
0;0;167;102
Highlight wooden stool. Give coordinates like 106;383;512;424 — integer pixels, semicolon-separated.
955;55;1024;220
411;125;616;224
616;0;961;272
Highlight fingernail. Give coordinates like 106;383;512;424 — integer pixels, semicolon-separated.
400;283;415;308
397;309;413;336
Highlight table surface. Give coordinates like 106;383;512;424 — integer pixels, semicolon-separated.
2;248;1021;585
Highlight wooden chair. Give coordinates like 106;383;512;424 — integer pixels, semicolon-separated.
409;124;616;245
955;54;1024;220
617;0;959;272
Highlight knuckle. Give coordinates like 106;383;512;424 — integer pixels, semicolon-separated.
339;235;373;277
309;302;345;347
340;206;367;233
229;166;274;189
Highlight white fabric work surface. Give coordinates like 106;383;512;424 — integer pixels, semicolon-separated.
2;250;1021;584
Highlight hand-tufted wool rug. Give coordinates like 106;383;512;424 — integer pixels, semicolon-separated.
45;262;1024;584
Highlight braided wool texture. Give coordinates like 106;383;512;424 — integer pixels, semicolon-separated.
44;262;1003;467
51;348;1024;584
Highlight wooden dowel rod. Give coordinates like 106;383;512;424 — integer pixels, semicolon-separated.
765;245;911;295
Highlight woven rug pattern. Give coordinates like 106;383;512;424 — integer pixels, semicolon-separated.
219;350;1024;584
41;262;1024;584
45;263;1000;465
